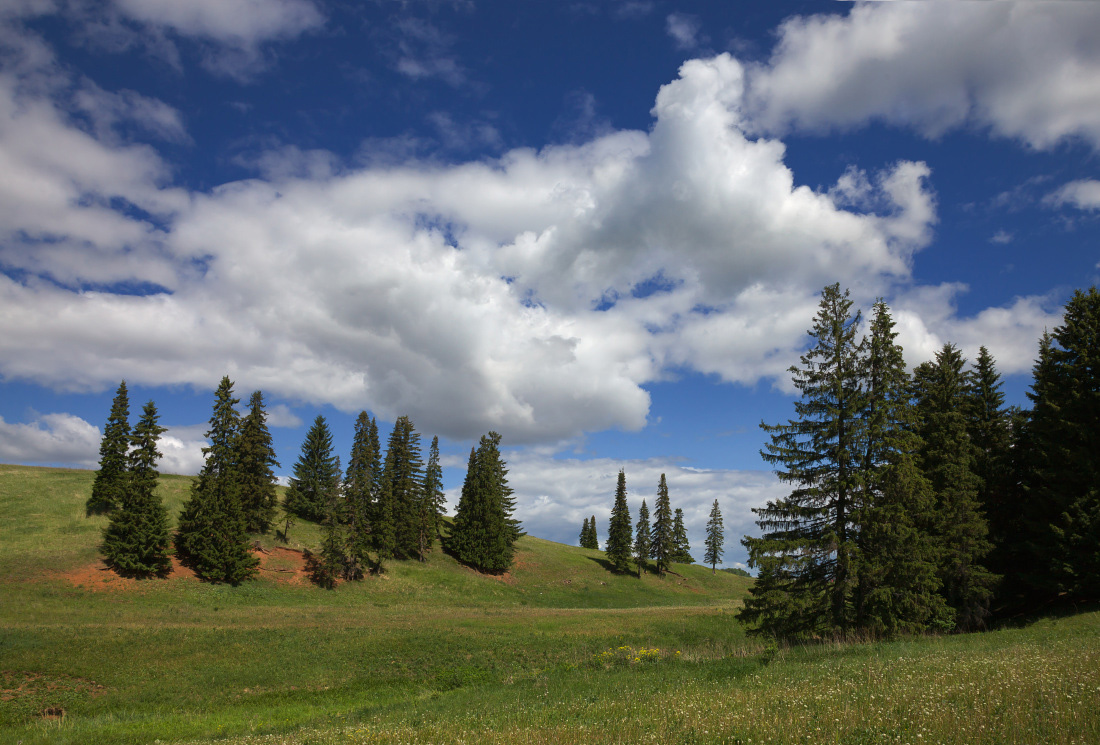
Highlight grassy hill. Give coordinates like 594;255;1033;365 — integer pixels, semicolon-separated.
2;464;1098;745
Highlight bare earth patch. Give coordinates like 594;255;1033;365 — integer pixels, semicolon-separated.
57;547;309;591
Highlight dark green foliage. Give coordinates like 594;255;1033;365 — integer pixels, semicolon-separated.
671;508;693;564
285;416;341;522
101;400;171;578
605;469;633;572
343;412;378;579
650;474;673;575
237;391;280;533
88;381;130;516
741;284;865;637
310;467;345;590
633;500;651;575
913;344;996;631
704;499;723;574
448;432;518;573
174;376;258;585
722;566;751;578
1022;287;1100;600
853;300;948;636
382;416;425;560
418;436;445;561
579;515;599;549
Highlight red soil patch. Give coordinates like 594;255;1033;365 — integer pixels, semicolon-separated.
57;546;308;591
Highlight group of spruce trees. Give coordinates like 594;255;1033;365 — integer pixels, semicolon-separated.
586;470;725;575
89;375;522;585
740;284;1100;640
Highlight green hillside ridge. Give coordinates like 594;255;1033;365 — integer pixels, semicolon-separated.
2;464;1098;745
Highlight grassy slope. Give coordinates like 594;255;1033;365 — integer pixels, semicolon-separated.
0;465;751;744
2;465;1098;745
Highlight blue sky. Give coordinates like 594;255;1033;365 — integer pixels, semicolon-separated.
2;1;1098;568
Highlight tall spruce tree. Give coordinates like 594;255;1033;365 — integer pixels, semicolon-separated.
1022;287;1100;601
417;435;445;561
651;474;674;575
605;469;633;572
88;381;131;516
285;416;341;522
740;284;865;637
343;412;377;579
704;500;724;574
633;499;652;576
852;301;949;636
579;517;592;548
174;376;258;584
307;460;345;590
913;344;996;631
671;508;693;564
237;391;280;533
102;400;171;577
382;416;425;559
448;432;518;573
965;347;1014;584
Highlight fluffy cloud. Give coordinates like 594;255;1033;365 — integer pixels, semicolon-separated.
0;413;101;467
1047;180;1100;211
0;49;950;443
745;2;1100;151
447;452;784;566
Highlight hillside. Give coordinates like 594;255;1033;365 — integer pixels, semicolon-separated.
3;464;1097;745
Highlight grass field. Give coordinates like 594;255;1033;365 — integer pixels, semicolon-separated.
2;464;1098;744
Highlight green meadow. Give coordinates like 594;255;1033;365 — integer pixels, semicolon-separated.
2;464;1098;744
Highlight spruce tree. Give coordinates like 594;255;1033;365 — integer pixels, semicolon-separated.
651;474;674;575
579;517;591;548
88;381;130;516
913;344;996;631
308;461;345;590
589;515;599;549
344;412;377;578
448;432;518;573
740;284;865;637
174;376;258;584
101;400;171;578
633;499;652;575
1022;287;1100;600
605;469;633;572
284;416;341;522
382;416;425;559
852;301;948;636
579;516;599;549
417;435;445;561
704;499;724;574
237;391;280;533
671;508;693;563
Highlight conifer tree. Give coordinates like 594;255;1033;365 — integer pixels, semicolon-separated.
88;381;130;516
579;516;599;549
671;508;693;563
913;344;996;631
633;499;652;575
1021;287;1100;600
448;432;518;573
285;416;341;522
589;515;599;549
237;391;280;533
175;376;258;584
740;284;865;637
382;416;425;559
308;461;345;590
417;435;445;561
704;499;724;574
852;301;949;635
650;474;674;575
102;400;171;577
579;517;591;548
343;412;376;579
605;469;633;572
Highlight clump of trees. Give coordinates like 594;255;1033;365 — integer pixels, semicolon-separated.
448;431;522;574
739;284;1100;640
591;469;718;577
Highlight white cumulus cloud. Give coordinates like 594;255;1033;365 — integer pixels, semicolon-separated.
0;413;101;467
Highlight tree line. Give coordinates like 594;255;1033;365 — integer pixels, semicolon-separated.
88;377;520;585
739;284;1100;639
582;470;726;575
